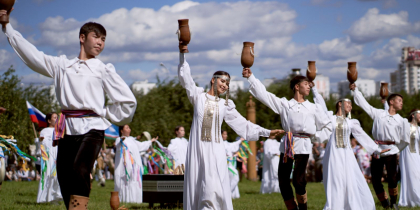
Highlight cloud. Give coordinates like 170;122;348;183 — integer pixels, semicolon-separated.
0;50;14;70
347;8;420;43
357;0;398;9
318;36;363;60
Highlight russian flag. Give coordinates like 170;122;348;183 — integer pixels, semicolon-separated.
105;124;119;141
26;101;47;128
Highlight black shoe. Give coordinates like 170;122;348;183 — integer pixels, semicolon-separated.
381;199;390;208
298;203;307;210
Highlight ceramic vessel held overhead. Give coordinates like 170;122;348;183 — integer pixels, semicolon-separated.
347;62;358;84
306;61;317;82
380;83;389;99
0;0;15;24
241;42;254;68
178;19;191;53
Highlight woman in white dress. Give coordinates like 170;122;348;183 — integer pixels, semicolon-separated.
223;133;244;199
260;134;281;194
114;124;156;203
36;112;62;203
398;109;420;207
312;87;388;210
168;126;189;170
179;51;281;210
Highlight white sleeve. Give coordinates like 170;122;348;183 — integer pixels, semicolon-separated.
3;23;63;78
135;140;152;153
314;104;333;143
353;88;382;120
397;119;410;151
312;87;334;119
247;74;286;115
350;119;381;155
178;53;204;106
102;64;137;125
224;100;271;141
384;101;389;111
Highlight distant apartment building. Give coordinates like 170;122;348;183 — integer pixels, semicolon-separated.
390;47;420;94
130;80;156;95
338;79;376;98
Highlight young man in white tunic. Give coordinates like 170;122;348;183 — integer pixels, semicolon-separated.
350;83;409;208
312;86;389;210
168;126;188;170
260;134;281;194
398;109;420;207
114;124;156;203
0;9;137;210
178;43;282;210
243;68;332;210
36;113;63;204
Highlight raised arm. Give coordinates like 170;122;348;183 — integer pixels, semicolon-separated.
350;119;381;155
135;140;152;153
178;53;205;106
314;104;333;143
102;64;137;125
352;87;381;119
3;24;63;78
312;87;329;113
246;73;286;115
224;100;272;141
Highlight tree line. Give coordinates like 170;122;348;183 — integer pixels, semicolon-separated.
1;66;418;153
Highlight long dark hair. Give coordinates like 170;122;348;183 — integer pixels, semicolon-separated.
46;112;57;127
209;71;231;87
119;124;128;137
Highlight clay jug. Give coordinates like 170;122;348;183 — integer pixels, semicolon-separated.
0;0;15;24
380;83;389;99
347;62;358;84
306;61;317;82
241;42;254;68
110;191;120;210
178;19;191;53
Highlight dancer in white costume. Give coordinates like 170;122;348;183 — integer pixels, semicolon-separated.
114;124;156;203
312;87;388;210
179;50;282;210
260;134;281;194
223;133;245;199
398;108;420;207
168;126;188;169
36;113;63;203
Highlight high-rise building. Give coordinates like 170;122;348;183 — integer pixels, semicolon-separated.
390;47;420;94
313;74;330;99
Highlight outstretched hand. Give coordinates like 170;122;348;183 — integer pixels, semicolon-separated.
0;8;14;28
242;68;252;78
309;82;315;88
270;129;285;136
349;83;356;91
151;136;159;142
380;149;391;154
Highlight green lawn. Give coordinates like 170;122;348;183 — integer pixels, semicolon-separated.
1;179;419;210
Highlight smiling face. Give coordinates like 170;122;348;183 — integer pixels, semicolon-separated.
80;32;105;57
211;76;230;95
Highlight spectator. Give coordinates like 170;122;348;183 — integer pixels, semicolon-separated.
17;166;30;181
256;143;264;181
312;142;325;182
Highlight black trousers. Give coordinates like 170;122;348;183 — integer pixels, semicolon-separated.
278;153;309;201
371;154;398;195
57;129;104;209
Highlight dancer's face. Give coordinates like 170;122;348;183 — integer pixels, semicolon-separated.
48;113;58;127
80;32;106;57
296;81;311;96
340;101;352;114
390;96;403;111
414;113;420;123
176;127;185;138
222;131;228;140
121;125;131;137
212;77;230;95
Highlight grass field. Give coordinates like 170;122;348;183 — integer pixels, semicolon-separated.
1;179;420;210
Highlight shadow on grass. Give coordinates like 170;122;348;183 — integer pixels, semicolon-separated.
244;191;260;194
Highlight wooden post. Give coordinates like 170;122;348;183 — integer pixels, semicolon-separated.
246;96;258;181
31;122;38;139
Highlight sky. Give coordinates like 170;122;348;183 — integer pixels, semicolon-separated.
1;0;420;92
